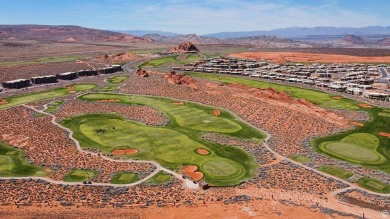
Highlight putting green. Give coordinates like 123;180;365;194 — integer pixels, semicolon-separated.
319;133;385;165
147;171;171;185
62;93;265;186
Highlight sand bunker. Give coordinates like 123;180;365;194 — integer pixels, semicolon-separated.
229;51;390;63
196;148;210;155
183;165;203;181
97;99;120;103
172;102;185;105
202;120;211;123
212;110;221;117
0;99;8;105
357;103;372;108
112;148;139;155
378;132;390;139
350;122;364;127
332;96;343;100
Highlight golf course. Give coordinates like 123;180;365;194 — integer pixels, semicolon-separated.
60;93;265;186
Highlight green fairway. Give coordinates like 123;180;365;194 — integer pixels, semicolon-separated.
139;54;203;68
111;172;138;184
0;84;96;110
63;169;99;182
357;177;390;194
290;154;312;163
0;142;47;177
318;165;353;180
108;76;128;84
146;171;171;185
185;73;359;110
61;93;265;186
0;55;85;67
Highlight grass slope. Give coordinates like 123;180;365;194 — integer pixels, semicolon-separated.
185;73;359;110
0;142;47;177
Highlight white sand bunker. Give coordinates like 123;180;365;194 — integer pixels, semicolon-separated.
203;120;211;123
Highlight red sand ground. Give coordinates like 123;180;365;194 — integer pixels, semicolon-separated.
378;132;390;138
97;99;120;103
212;109;221;117
196;148;210;155
111;149;139;155
172;102;185;105
357;103;372;108
183;165;203;181
0;100;8;105
229;51;390;63
0;202;356;219
350;122;364;127
332;96;343;100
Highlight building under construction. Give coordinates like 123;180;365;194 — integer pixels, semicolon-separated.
98;65;123;74
31;75;58;84
2;79;31;89
77;69;98;77
57;72;78;80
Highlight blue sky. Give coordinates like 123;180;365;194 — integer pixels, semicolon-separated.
0;0;389;34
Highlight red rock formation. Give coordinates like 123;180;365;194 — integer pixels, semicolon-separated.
99;52;138;63
169;42;199;53
162;71;198;90
136;68;149;77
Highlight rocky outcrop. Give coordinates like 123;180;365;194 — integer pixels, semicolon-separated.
136;68;149;77
99;52;138;63
169;42;199;53
162;71;198;90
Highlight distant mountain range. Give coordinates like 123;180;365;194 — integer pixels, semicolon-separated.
117;30;179;37
123;26;390;39
1;25;389;48
0;25;152;43
140;34;315;48
124;26;390;48
201;26;390;39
